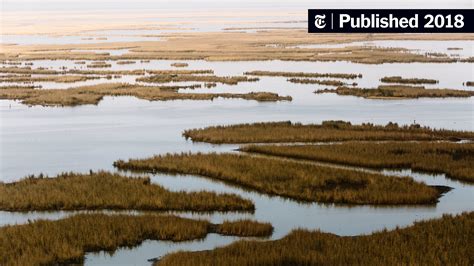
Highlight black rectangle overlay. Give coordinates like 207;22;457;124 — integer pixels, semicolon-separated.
308;9;474;33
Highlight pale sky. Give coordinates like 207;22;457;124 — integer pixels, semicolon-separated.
2;0;472;11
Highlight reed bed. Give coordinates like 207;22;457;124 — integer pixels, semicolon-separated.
114;152;441;205
0;214;275;266
158;212;474;266
2;32;470;64
0;83;291;106
215;220;273;237
315;85;474;99
182;120;474;144
0;171;254;212
0;75;98;83
380;76;439;84
0;66;214;76
244;71;362;79
287;78;357;86
116;60;136;65
241;142;474;183
137;74;259;85
171;62;189;67
87;61;112;68
0;214;210;265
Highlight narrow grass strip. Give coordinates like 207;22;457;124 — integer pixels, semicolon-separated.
114;153;442;205
240;142;474;183
183;120;474;144
0;171;254;212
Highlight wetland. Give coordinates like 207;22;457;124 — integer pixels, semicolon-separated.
0;5;473;265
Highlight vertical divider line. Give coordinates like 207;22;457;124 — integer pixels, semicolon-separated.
331;13;334;30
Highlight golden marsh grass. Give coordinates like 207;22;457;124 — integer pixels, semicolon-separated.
0;83;291;106
183;120;474;144
380;76;438;84
315;85;474;99
113;152;442;205
0;171;254;212
158;212;474;266
241;142;474;183
0;214;273;265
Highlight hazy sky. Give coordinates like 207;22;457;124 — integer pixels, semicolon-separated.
2;0;472;12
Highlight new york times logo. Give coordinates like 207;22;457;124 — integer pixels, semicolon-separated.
314;14;326;29
308;9;473;33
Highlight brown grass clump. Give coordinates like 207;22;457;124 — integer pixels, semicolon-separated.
87;61;112;68
114;152;441;205
0;83;291;106
158;212;474;266
0;214;209;265
0;75;99;83
380;76;438;84
0;66;58;75
0;67;214;77
1;214;212;265
0;171;254;212
315;85;474;99
241;142;474;183
0;214;276;266
182;120;474;144
465;81;474;86
116;60;136;65
245;71;362;79
287;78;357;86
204;82;217;88
171;62;188;67
215;220;273;237
137;74;258;85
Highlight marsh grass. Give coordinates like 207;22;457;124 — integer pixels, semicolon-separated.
116;60;136;65
0;214;275;266
241;142;474;183
158;212;474;266
215;220;273;237
0;83;291;106
182;121;474;144
0;75;99;83
113;152;441;205
465;81;474;86
171;62;188;67
87;61;112;68
0;171;254;212
137;74;259;85
2;32;471;63
0;214;211;266
315;85;474;99
0;67;214;76
380;76;438;84
244;71;362;79
287;78;357;86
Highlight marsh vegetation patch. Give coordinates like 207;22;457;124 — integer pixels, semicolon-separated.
114;152;442;205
